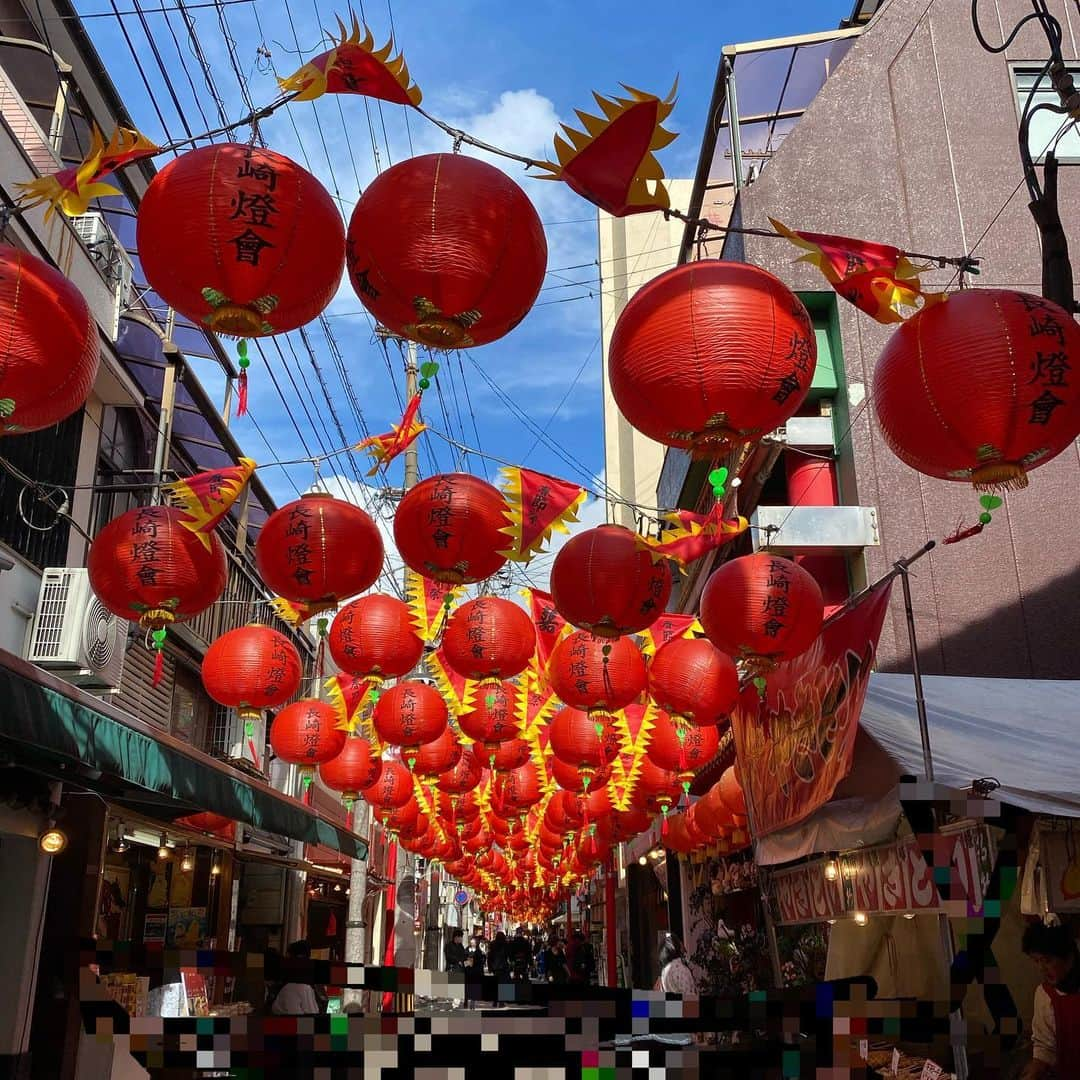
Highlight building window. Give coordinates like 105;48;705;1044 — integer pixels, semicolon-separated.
92;406;148;535
171;663;209;749
1014;66;1080;163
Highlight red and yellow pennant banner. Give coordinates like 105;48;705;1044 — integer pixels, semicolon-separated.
324;673;378;733
638;612;703;657
426;649;476;716
522;588;570;689
536;81;678;218
770;218;947;325
611;700;660;810
16;124;159;220
517;678;559;739
270;597;337;627
404;568;462;643
278;12;422;106
499;467;586;563
355;393;427;475
638;506;749;568
163;457;256;550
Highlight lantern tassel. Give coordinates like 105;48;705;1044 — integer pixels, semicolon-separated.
150;627;167;687
661;806;670;836
302;773;313;805
236;368;248;417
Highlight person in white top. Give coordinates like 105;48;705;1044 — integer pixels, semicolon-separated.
271;940;323;1015
1021;921;1080;1080
657;934;697;996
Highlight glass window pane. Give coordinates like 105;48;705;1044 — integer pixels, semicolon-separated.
1016;67;1080;160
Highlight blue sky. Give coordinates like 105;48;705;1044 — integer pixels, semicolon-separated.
77;0;852;579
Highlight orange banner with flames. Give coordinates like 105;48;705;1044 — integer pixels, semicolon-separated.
729;582;893;837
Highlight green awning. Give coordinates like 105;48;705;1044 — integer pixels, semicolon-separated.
0;652;367;861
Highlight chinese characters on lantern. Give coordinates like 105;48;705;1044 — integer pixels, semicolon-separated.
301;704;322;761
131;507;162;588
762;558;794;640
230;150;279;267
1020;294;1070;426
266;634;291;698
284;502;315;589
428;477;455;552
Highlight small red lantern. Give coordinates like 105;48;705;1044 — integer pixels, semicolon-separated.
441;596;536;680
500;761;543;813
393;473;510;584
88;506;228;629
489;738;532;773
662;812;701;855
436;747;483;794
0;245;98;435
269;699;348;802
689;784;734;840
546;789;585;832
700;553;823;676
202;623;303;719
328;593;424;680
646;710;720;803
550;756;611;795
256;492;383;605
873;289;1080;490
373;681;448;764
717;765;747;818
411;727;462;778
608;260;815;455
319;735;382;823
631;757;682;823
648;636;739;727
550;524;671;637
137;143;344;339
362;758;414;814
547;630;646;714
457;679;519;747
380;796;421;836
346;153;547;349
548;706;621;784
175;812;232;833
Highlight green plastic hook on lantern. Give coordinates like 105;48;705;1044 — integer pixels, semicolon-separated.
709;466;728;499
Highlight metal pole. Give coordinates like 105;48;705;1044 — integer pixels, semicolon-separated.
896;563;934;780
724;57;744;192
150;348;179;504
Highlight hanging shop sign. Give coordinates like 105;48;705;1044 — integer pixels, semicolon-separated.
770;823;995;925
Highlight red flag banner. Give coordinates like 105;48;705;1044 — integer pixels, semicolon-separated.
324;673;377;733
499;467;586;563
269;597;337;627
404;568;462;643
770;218;947;325
163;457;256;550
730;581;893;837
523;588;569;689
355;393;427;475
638;613;703;657
638;507;749;568
278;13;422;106
426;649;475;717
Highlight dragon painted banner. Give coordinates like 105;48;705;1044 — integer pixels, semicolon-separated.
730;581;893;837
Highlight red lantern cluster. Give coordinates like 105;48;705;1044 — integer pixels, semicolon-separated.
393;473;510;584
550;524;671;637
256;493;383;605
138;143;345;338
441;596;536;680
608;261;816;455
0;244;99;436
329;594;424;680
873;289;1080;491
346;153;547;349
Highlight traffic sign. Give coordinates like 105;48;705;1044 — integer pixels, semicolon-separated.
454;889;469;906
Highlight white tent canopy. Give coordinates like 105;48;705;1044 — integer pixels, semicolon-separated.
860;673;1080;819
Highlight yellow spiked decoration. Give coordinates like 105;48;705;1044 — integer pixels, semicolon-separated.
404;568;462;643
16;125;159;220
278;12;422;106
162;457;256;551
535;80;677;218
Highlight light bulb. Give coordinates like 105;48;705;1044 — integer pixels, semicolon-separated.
903;912;916;920
210;859;221;876
334;882;342;892
39;825;67;855
824;860;839;882
158;835;171;860
638;855;647;866
853;911;868;926
180;851;194;873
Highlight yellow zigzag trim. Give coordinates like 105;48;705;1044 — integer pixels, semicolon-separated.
497;467;587;563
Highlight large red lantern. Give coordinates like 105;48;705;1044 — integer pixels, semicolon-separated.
363;758;414;814
700;553;823;676
873;289;1080;490
548;707;621;781
319;735;382;821
547;631;646;714
441;596;536;680
269;699;348;802
436;747;483;794
549;524;671;637
346;153;547;349
88;506;228;629
411;727;462;778
328;594;424;680
717;765;747;818
608;260;815;455
256;493;383;605
648;636;739;727
500;761;543;813
393;473;510;584
489;738;532;773
380;796;421;837
202;623;303;720
137;143;344;338
457;679;519;747
550;756;611;795
546;789;585;832
373;681;448;763
0;245;98;435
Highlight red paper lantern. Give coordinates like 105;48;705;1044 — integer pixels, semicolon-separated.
373;681;448;760
328;594;424;679
550;756;611;795
436;748;483;794
547;631;646;714
381;796;421;836
501;761;543;812
873;289;1080;490
457;680;519;746
175;812;231;833
202;623;303;718
441;596;536;680
608;260;815;454
319;735;382;801
613;806;653;841
662;812;700;855
88;506;228;628
489;738;532;773
546;789;585;832
646;710;721;779
256;493;383;605
410;727;462;777
631;757;682;817
137;143;344;338
346;153;547;349
689;784;734;839
362;758;414;812
548;706;621;776
393;473;510;584
270;700;347;801
700;553;823;675
550;524;671;637
0;245;98;435
648;636;739;727
717;765;747;817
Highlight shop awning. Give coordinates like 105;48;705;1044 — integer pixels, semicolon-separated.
0;650;367;860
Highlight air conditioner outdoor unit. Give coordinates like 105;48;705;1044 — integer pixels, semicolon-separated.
27;567;127;690
69;211;134;340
